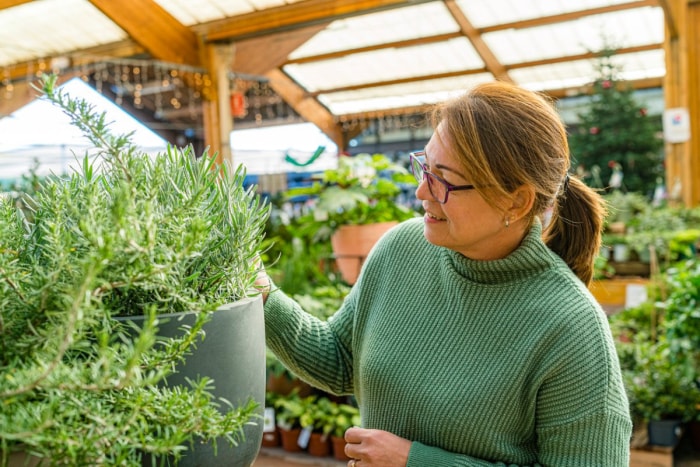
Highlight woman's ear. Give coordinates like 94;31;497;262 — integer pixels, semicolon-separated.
506;184;536;223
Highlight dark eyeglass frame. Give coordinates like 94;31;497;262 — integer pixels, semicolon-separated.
409;151;475;204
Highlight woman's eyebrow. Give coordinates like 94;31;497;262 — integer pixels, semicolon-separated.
433;161;468;180
424;151;464;177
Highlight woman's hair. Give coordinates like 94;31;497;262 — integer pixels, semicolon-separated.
431;81;606;285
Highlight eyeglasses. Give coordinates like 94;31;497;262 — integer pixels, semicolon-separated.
409;151;475;204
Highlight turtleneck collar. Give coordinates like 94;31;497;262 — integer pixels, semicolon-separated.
441;221;559;285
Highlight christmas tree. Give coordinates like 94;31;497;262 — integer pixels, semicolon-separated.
568;48;664;195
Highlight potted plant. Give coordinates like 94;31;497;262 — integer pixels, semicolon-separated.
0;74;270;466
273;391;316;453
299;396;337;457
622;339;695;447
261;391;282;448
285;153;417;284
328;402;361;461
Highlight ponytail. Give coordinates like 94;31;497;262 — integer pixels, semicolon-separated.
542;175;607;286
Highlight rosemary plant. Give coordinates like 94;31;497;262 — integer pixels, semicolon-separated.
0;74;269;465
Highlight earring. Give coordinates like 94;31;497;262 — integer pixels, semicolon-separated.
505;217;510;228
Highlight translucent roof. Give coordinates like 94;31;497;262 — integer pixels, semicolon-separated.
0;0;667;120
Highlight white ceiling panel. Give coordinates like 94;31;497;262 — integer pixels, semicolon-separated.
482;7;664;66
318;73;495;115
153;0;305;26
511;49;665;92
0;0;127;68
285;38;484;92
289;2;459;59
460;0;638;28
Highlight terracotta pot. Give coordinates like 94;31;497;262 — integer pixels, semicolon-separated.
260;428;280;448
279;428;303;453
331;435;351;461
4;449;41;467
307;433;331;457
331;221;397;284
266;373;314;397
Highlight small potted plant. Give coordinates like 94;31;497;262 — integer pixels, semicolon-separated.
0;74;270;466
285;153;417;284
328;402;361;461
274;391;316;453
301;396;336;457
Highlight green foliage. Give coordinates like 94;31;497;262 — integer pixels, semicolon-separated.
274;391;317;431
292;284;351;321
569;48;663;195
661;261;700;358
621;339;697;422
604;200;700;266
329;401;361;438
612;259;700;423
0;74;269;465
284;153;417;242
270;391;359;439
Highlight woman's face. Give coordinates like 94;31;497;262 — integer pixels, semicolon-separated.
416;124;522;260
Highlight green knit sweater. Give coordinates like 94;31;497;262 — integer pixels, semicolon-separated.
264;218;632;466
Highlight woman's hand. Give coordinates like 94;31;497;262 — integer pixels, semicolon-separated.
253;255;271;303
344;427;411;467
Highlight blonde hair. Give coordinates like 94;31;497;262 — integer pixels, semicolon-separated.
431;81;606;285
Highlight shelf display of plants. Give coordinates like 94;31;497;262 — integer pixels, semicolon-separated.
598;191;700;279
265;390;360;460
611;258;700;448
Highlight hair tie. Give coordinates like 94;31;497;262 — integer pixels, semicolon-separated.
561;173;570;196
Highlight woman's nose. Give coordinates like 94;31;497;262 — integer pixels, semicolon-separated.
415;175;430;201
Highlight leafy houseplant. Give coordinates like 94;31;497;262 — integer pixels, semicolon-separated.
329;402;361;461
273;391;318;453
0;75;270;466
285;153;416;236
285;153;417;284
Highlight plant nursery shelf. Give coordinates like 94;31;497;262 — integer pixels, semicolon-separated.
589;277;651;314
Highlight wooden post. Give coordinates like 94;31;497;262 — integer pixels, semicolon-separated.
664;0;700;207
202;44;235;166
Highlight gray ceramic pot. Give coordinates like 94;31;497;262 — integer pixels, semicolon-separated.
122;295;265;467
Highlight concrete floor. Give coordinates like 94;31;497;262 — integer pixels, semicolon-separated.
253;444;700;467
253;447;346;466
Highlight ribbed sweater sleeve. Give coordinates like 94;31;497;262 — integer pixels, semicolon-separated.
264;218;632;466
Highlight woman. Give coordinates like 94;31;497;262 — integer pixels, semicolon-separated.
257;81;632;466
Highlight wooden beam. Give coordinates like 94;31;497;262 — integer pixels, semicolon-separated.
3;40;144;83
0;81;37;117
662;0;700;207
0;72;79;117
284;31;463;65
0;0;32;10
233;24;326;75
479;0;658;34
443;0;511;82
544;76;663;99
88;0;201;66
507;43;663;70
265;68;345;149
682;1;700;205
306;45;661;96
657;0;680;39
204;0;431;42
